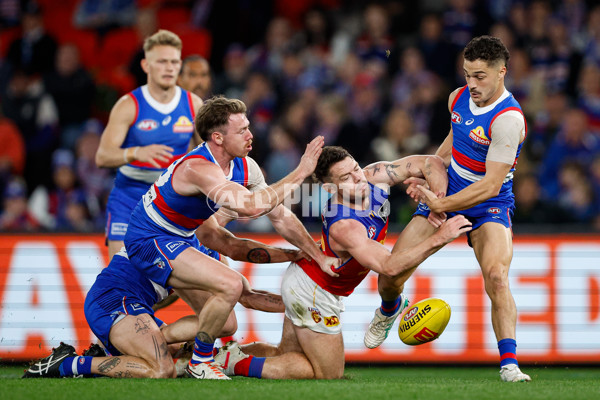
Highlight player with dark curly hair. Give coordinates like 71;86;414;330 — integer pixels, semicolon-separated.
366;35;531;382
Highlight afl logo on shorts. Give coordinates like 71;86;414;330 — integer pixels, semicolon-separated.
137;119;159;131
451;111;462;124
487;207;501;214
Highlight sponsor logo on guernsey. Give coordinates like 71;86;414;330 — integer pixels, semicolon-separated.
166;241;185;253
324;316;340;327
172;116;194;133
451;111;462;124
110;222;128;236
162;115;171;126
487;207;501;214
469;126;490;145
398;304;432;333
368;225;376;239
465;118;474;125
137;119;159;131
131;303;144;311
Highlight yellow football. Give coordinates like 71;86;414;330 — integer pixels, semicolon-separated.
398;297;451;345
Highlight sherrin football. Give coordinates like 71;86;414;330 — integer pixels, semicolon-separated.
398;297;451;345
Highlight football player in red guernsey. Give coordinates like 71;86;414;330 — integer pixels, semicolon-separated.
214;146;471;379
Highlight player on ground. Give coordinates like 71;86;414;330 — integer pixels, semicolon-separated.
178;54;212;99
365;35;531;382
213;146;471;379
96;30;203;260
123;96;338;380
22;215;303;379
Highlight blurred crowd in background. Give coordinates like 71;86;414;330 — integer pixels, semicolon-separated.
0;0;599;233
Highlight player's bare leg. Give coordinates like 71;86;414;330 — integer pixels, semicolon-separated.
365;216;436;348
166;248;243;379
216;317;344;379
471;222;530;382
242;314;303;357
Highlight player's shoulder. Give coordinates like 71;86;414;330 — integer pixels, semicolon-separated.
109;93;137;120
327;215;366;241
448;86;466;110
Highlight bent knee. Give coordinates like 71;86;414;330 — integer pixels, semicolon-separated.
151;360;175;379
484;268;509;293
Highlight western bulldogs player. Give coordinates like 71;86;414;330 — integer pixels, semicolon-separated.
96;30;203;260
122;96;339;379
212;146;470;379
22;215;307;379
367;36;531;382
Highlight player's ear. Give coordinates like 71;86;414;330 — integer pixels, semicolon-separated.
141;58;149;74
212;131;223;145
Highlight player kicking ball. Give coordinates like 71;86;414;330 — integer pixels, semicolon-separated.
212;146;471;379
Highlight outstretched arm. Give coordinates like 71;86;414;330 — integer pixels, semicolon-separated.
174;136;325;218
328;216;471;278
195;215;302;263
363;155;447;197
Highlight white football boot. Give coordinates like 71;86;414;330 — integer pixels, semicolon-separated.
214;341;249;376
364;294;410;349
500;364;531;382
185;361;230;380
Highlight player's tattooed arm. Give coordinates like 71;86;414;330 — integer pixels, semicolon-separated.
238;275;285;313
364;161;406;185
196;217;301;263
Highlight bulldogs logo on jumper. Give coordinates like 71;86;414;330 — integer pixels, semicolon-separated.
137;119;158;131
153;257;166;269
451;111;462;124
469;126;490;145
172;116;194;133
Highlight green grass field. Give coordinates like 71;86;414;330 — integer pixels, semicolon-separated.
1;364;599;400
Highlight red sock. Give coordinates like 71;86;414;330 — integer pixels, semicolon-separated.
233;357;252;376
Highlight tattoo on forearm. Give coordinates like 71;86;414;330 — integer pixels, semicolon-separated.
385;164;402;183
247;248;271;263
98;357;121;373
113;370;132;378
365;163;382;176
134;317;150;334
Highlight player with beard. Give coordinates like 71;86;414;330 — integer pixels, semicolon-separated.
213;146;471;379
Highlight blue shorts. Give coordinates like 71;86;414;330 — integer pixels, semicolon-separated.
413;201;514;247
124;212;223;288
84;285;164;356
84;254;165;356
105;183;149;241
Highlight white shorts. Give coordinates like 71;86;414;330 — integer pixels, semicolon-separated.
281;262;345;335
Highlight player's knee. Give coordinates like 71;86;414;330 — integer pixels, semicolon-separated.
152;359;175;379
212;272;244;303
483;268;509;295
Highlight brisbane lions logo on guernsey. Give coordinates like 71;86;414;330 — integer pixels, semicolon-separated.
451;111;462;124
368;225;377;239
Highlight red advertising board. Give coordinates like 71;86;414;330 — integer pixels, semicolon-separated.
0;234;599;363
